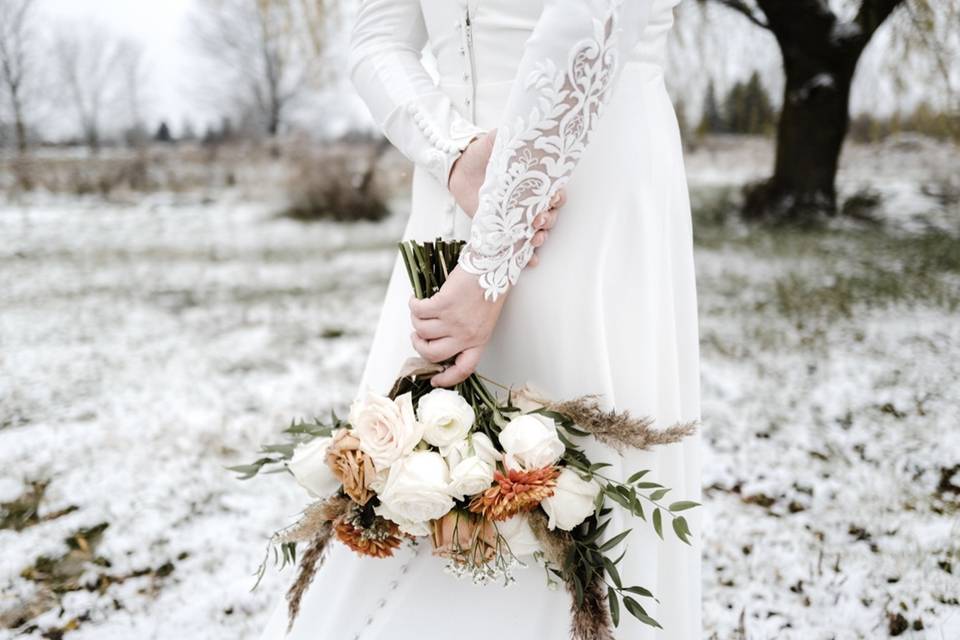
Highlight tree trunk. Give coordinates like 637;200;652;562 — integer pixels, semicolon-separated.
735;0;905;223
14;102;28;155
744;50;859;221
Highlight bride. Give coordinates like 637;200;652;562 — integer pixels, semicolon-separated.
260;0;701;638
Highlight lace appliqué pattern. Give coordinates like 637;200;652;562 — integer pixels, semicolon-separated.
458;3;622;301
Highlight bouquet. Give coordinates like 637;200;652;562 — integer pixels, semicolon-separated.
235;240;699;639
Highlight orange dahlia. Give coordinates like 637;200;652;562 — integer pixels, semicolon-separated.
468;466;561;521
334;515;404;559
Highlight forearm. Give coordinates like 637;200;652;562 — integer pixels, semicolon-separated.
458;0;652;300
349;0;485;186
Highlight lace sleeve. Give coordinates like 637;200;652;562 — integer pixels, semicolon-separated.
458;0;653;301
349;0;485;186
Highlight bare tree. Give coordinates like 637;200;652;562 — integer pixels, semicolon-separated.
191;0;332;137
0;0;37;155
700;0;907;222
698;0;960;222
116;39;148;147
53;26;126;152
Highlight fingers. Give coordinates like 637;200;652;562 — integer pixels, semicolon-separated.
409;295;440;319
431;347;483;388
527;253;540;268
412;316;447;340
551;189;567;210
411;333;461;364
531;230;548;248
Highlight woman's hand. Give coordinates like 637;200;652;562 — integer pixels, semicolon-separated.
449;131;565;267
409;267;506;387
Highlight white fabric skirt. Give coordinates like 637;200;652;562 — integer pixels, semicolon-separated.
260;61;702;640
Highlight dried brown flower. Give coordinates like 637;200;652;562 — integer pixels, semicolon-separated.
325;429;375;505
333;513;404;559
278;494;351;544
526;509;573;568
431;510;498;565
286;524;333;632
569;569;616;640
548;396;698;453
527;510;613;640
468;466;561;521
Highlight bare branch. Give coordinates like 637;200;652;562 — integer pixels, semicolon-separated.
855;0;907;37
710;0;771;30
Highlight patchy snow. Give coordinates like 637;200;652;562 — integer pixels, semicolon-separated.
1;139;959;639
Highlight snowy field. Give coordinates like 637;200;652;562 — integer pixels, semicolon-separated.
1;137;959;639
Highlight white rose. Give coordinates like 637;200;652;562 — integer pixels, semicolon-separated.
541;468;601;531
448;456;494;500
497;514;541;558
498;414;565;471
378;451;455;526
367;467;390;494
417;389;475;448
287;436;339;498
349;390;424;470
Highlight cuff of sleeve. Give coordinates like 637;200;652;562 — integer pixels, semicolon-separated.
401;101;485;186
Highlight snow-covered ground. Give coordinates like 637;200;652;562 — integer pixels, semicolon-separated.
1;137;958;639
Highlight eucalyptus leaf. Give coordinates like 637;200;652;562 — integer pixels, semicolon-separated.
598;528;632;552
649;488;671;502
602;556;622;588
608;587;621;627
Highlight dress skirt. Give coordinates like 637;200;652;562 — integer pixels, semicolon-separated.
260;60;702;640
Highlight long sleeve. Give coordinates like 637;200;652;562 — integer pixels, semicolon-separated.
458;0;654;301
349;0;485;187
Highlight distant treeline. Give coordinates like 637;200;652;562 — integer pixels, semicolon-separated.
689;71;957;144
848;103;960;144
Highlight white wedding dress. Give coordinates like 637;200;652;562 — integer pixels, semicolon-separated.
260;0;701;638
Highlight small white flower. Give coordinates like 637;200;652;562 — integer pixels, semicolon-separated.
349;390;424;470
498;414;565;471
287;435;338;498
541;468;602;531
417;389;475;448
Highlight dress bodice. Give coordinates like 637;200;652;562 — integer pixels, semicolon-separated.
350;0;681;299
420;0;679;91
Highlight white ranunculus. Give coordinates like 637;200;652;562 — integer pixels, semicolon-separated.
374;501;432;537
541;468;602;531
497;514;541;558
443;432;501;467
378;451;455;526
349;390;424;470
417;389;475;448
287;435;339;498
498;414;565;471
444;433;499;500
448;456;494;500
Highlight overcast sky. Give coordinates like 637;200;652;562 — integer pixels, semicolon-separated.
40;0;205;133
29;0;951;141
